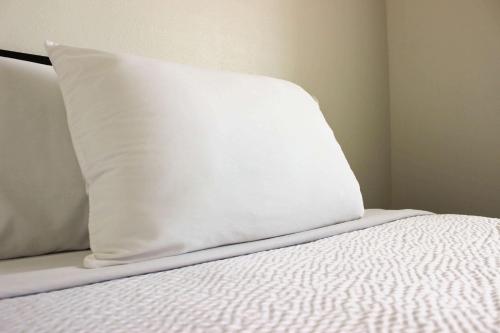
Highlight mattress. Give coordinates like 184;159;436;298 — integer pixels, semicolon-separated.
1;212;499;332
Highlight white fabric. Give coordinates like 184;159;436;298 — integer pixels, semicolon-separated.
0;57;88;259
46;42;364;268
0;209;427;298
1;214;498;332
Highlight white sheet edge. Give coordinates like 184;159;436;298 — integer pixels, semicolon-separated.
0;209;431;299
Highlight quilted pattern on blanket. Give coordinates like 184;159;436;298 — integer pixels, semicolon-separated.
1;214;499;332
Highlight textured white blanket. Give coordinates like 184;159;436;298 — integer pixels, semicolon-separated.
1;214;498;332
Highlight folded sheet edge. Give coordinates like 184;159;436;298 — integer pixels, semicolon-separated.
0;209;431;299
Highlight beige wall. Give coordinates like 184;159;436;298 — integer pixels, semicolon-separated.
0;0;391;208
2;1;498;216
386;0;500;217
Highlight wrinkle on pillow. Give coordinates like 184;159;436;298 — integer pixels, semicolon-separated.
46;42;364;268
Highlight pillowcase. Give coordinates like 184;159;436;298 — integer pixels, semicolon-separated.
0;57;89;259
46;42;364;268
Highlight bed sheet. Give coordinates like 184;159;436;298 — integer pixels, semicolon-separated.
1;213;498;332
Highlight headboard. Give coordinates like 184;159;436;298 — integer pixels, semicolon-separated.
0;49;51;65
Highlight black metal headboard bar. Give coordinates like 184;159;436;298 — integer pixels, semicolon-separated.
0;49;51;66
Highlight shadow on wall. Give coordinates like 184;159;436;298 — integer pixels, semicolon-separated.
387;0;500;218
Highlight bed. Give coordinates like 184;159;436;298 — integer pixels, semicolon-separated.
1;211;498;332
0;49;499;333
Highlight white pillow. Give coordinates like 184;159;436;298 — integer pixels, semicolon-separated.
46;42;364;268
0;57;89;259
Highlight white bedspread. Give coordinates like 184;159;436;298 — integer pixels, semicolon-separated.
1;214;499;332
0;209;425;298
